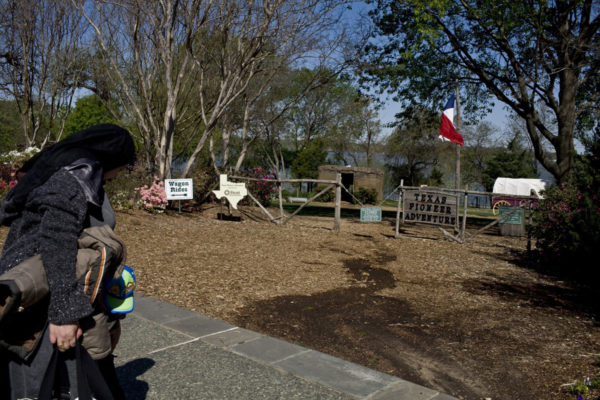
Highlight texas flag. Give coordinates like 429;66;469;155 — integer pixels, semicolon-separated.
439;94;464;146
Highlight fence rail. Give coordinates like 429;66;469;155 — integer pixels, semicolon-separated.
223;175;537;243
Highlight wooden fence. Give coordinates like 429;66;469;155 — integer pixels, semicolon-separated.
230;173;344;232
227;175;539;243
394;183;539;244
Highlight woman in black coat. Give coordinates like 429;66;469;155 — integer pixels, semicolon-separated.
0;124;136;399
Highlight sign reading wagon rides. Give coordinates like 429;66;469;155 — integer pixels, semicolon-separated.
165;179;194;200
403;190;458;227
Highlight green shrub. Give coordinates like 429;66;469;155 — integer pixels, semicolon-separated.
353;187;378;205
315;186;335;202
104;161;149;210
529;143;600;276
280;189;294;199
0;164;14;200
247;168;277;206
190;164;218;205
569;379;589;396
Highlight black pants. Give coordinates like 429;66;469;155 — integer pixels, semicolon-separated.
96;354;125;400
1;356;9;399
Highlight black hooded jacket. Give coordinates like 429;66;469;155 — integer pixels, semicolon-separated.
0;124;135;324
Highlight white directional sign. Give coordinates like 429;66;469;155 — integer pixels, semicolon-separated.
165;179;194;200
212;174;247;209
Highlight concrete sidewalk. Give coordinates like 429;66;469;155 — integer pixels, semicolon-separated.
114;295;458;400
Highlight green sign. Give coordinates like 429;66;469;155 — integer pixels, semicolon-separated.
499;206;523;225
360;207;382;222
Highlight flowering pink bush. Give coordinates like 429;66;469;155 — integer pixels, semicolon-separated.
0;179;9;199
0;165;19;199
1;147;40;199
0;179;17;189
245;167;277;206
135;176;168;213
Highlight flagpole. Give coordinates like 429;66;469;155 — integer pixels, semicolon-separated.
455;81;461;191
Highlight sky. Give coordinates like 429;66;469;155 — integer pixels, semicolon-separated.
375;92;512;141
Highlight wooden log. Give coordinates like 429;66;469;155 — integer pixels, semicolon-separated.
229;175;337;185
463;207;521;243
246;191;277;224
438;227;463;243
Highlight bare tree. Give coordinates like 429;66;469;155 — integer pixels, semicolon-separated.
76;0;348;179
327;95;381;168
461;121;500;188
75;0;209;177
358;104;381;168
180;0;348;177
0;0;86;148
222;62;353;177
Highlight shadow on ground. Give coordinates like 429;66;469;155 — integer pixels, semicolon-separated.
236;254;494;400
116;358;154;400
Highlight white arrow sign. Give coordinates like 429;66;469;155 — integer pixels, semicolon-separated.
165;179;194;200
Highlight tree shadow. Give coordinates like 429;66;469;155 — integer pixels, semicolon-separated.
234;255;491;399
116;358;155;400
474;246;600;321
462;275;599;322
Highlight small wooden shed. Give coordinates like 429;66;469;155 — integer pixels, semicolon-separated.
318;165;384;202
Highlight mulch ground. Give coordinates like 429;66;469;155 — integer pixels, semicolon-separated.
1;204;599;399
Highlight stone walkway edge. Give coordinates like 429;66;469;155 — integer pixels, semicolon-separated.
130;295;458;400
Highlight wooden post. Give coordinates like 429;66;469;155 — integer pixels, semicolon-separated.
278;182;284;219
527;201;533;254
334;173;341;232
455;82;461;191
461;188;468;241
395;179;404;238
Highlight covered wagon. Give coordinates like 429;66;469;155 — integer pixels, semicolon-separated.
491;177;551;215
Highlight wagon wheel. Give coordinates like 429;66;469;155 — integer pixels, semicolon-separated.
492;200;511;216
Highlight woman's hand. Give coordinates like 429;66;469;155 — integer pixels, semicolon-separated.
49;322;82;352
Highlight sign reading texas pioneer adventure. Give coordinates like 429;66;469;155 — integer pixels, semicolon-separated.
165;179;194;200
403;190;458;227
212;174;248;209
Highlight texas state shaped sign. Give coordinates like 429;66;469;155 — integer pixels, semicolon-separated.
212;174;248;209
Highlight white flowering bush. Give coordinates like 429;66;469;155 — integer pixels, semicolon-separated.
0;147;41;165
0;147;41;199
